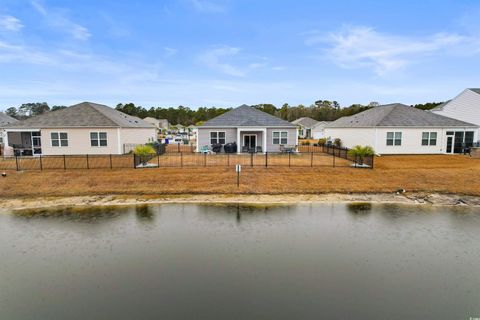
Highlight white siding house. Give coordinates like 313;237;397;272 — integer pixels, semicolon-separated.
2;102;156;156
325;103;478;155
431;88;480;140
197;105;297;153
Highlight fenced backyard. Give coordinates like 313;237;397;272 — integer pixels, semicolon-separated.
0;144;373;171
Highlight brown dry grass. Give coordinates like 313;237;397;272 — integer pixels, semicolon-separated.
0;155;479;198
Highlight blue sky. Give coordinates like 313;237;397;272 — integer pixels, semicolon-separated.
0;0;480;110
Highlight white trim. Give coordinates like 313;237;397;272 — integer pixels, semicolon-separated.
50;131;69;147
272;130;288;145
386;131;402;146
117;128;122;154
90;131;108;147
209;131;226;145
243;134;257;148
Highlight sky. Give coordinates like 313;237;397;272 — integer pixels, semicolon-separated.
1;0;480;110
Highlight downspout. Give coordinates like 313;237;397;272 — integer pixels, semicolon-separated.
117;128;122;155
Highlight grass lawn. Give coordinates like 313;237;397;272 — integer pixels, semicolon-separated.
0;155;479;197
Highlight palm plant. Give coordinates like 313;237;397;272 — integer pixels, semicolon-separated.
347;145;375;165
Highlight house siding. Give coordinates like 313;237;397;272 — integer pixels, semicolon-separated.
325;127;478;155
197;128;237;150
120;128;157;150
266;128;297;152
431;89;480;139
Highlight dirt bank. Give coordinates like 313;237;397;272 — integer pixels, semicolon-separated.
1;193;480;211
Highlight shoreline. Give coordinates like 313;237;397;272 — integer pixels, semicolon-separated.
2;192;480;211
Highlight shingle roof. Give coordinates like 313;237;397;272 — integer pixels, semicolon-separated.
4;102;155;129
327;103;477;128
199;105;295;127
0;112;18;127
291;117;319;128
469;88;480;95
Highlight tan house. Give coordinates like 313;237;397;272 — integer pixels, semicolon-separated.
2;102;156;156
143;117;170;131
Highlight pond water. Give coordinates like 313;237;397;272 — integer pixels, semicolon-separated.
1;203;479;320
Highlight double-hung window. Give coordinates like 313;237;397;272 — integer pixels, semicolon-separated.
210;131;226;144
273;131;288;145
90;132;108;147
421;132;437;146
51;132;68;147
386;132;402;146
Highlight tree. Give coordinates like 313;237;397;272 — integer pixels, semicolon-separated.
18;102;49;118
5;107;18;119
51;105;67;111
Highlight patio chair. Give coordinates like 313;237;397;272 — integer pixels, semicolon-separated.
242;146;249;153
199;145;211;154
279;145;285;153
256;146;262;153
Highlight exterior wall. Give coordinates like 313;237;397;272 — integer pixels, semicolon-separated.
324;128;376;149
197;128;237;150
266;128;297;152
197;127;297;152
326;127;479;155
432;89;480;139
41;128;120;155
120;128;157;150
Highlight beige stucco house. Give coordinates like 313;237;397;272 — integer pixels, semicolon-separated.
2;102;156;156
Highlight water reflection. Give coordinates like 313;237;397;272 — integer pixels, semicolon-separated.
135;205;155;222
12;205;127;222
346;202;372;215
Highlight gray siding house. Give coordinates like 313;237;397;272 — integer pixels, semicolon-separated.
197;105;297;153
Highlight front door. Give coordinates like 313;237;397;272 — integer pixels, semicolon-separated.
243;134;256;150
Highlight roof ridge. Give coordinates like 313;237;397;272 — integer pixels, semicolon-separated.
85;102;123;127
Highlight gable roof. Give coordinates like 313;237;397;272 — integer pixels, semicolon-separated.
4;102;155;129
0;112;18;127
327;103;477;128
199;105;295;127
469;88;480;95
291;117;319;128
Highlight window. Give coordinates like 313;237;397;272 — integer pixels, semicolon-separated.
210;131;225;145
422;132;437;146
51;132;68;147
386;132;402;146
273;131;288;145
90;132;108;147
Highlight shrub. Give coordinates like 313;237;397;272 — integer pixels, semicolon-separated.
304;140;311;146
133;144;156;157
347;145;375;165
334;138;342;148
318;138;327;145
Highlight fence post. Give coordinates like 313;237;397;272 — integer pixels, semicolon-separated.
227;153;230;166
63;155;66;170
371;155;374;169
265;152;268;167
86;154;89;169
333;151;336;168
311;152;313;167
39;155;43;171
15;155;19;171
288;152;291;167
178;143;180;153
110;154;113;169
157;154;160;167
204;153;207;167
133;154;137;169
250;152;253;167
180;152;183;167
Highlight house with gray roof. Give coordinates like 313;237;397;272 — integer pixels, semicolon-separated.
291;117;331;139
2;102;156;156
324;103;478;155
0;112;18;154
196;105;297;153
431;88;480;141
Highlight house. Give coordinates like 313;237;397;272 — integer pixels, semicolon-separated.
324;103;478;155
292;117;330;139
0;112;18;153
197;104;297;153
2;102;156;156
143;117;170;131
431;88;480;140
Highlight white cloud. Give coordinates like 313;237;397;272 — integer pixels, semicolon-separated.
190;0;226;13
0;15;23;31
308;26;466;75
198;46;245;77
30;0;91;41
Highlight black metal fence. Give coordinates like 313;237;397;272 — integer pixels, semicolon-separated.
0;145;373;171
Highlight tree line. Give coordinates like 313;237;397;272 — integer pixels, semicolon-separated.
3;101;444;124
